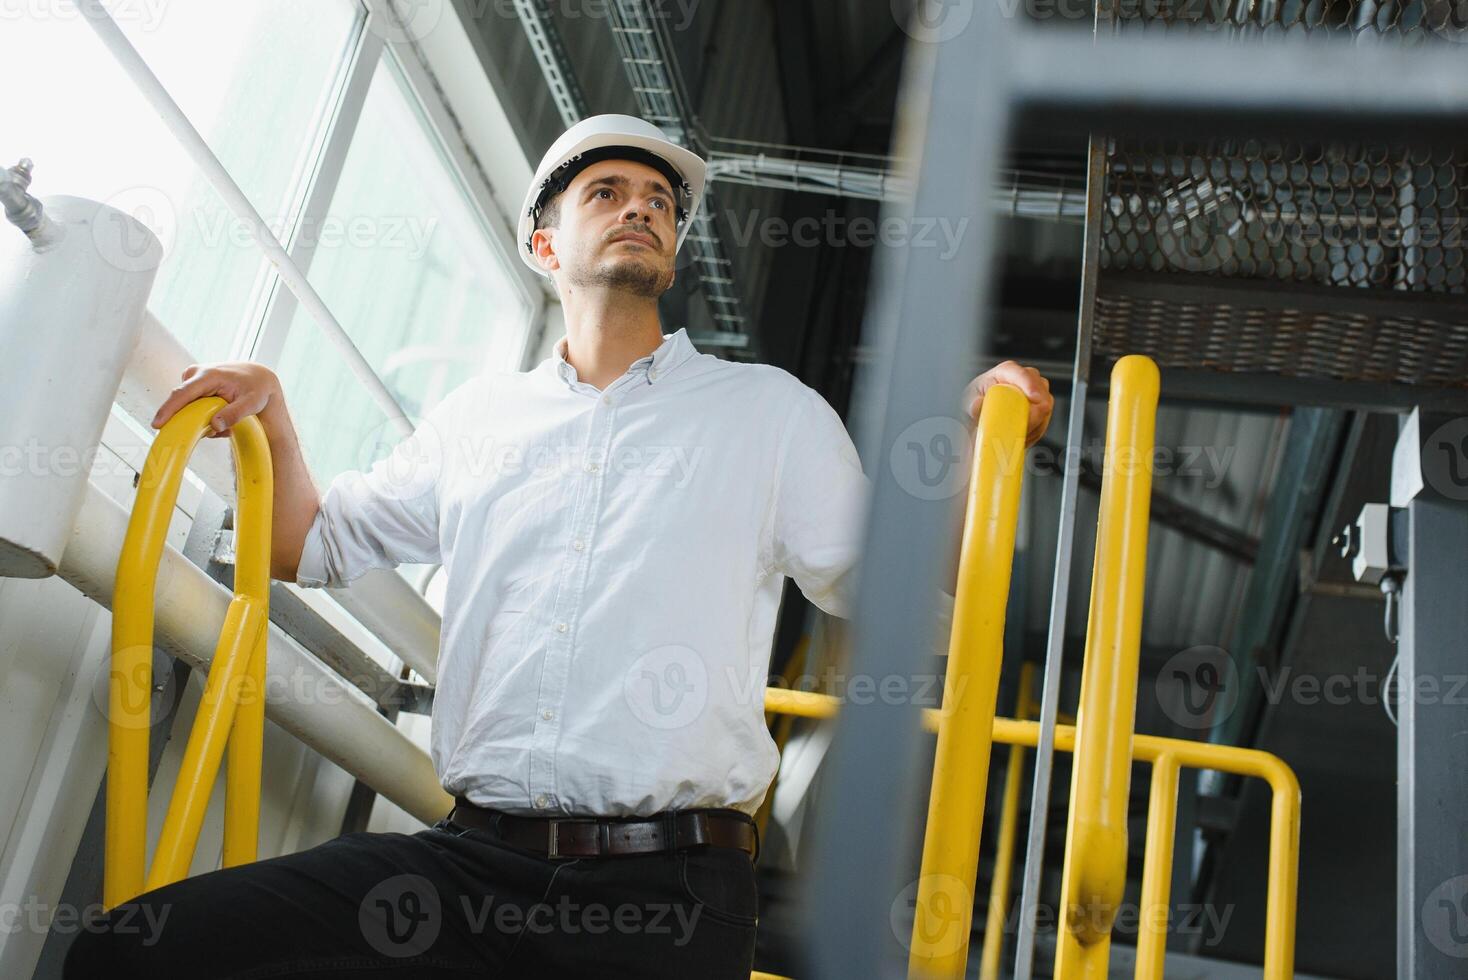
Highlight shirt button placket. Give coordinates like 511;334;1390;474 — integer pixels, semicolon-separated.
534;384;618;810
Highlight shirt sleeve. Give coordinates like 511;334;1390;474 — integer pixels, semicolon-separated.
294;386;463;590
769;384;873;619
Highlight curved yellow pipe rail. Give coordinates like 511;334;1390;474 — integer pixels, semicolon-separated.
908;384;1029;979
106;396;274;910
1055;354;1159;979
987;718;1300;980
760;689;1300;980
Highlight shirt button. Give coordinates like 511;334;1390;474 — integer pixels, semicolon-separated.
572;538;585;551
542;709;554;720
584;461;599;473
603;394;613;405
534;794;548;808
554;621;568;633
648;368;658;380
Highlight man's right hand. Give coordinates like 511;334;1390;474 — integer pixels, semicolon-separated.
151;362;282;439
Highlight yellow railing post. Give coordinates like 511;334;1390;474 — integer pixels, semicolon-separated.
1261;760;1301;979
1054;354;1160;980
106;396;274;909
979;663;1036;980
222;398;274;870
1134;754;1179;980
907;384;1029;979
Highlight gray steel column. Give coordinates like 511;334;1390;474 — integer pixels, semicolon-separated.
1010;134;1100;980
1014;0;1112;968
1394;411;1468;979
802;7;1010;977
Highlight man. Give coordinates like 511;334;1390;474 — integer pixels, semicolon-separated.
65;115;1051;978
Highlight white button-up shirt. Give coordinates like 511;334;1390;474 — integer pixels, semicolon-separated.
296;328;871;817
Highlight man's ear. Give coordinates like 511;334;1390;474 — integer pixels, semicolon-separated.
531;227;560;273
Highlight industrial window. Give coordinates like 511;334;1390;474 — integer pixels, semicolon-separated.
272;52;533;486
1;0;537;489
0;1;360;362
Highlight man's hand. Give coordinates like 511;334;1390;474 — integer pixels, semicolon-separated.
962;360;1054;447
151;362;282;438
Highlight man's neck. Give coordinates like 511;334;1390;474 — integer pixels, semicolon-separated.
560;284;665;391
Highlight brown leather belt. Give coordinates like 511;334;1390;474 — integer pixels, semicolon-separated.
447;796;759;861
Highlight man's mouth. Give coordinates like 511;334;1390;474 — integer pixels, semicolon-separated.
609;232;656;249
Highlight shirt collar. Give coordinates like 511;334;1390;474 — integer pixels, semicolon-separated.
551;327;697;389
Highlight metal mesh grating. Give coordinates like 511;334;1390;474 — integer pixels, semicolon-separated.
1106;0;1468;38
1101;141;1467;293
1088;0;1468;388
1095;290;1468;385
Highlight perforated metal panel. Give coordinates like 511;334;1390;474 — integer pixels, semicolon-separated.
1096;289;1468;385
1091;0;1468;389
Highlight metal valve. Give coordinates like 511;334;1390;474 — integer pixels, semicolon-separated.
0;159;47;238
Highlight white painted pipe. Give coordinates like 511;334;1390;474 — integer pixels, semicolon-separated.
75;0;413;441
0;195;161;578
57;480;453;825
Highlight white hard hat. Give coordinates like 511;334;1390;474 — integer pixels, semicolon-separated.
517;113;706;278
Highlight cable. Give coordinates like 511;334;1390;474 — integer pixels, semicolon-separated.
1381;576;1401;727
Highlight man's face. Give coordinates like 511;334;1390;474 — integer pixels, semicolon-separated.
532;158;680;298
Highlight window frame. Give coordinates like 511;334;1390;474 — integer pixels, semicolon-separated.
240;0;546;382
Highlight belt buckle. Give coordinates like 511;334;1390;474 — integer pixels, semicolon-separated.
547;818;599;859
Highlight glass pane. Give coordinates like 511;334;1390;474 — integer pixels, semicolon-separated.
0;1;361;362
275;54;532;487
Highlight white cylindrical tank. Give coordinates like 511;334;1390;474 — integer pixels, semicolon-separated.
0;194;162;578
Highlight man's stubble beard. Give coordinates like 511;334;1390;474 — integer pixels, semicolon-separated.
567;247;675;299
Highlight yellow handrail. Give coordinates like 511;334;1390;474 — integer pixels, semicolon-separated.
979;662;1036;980
759;689;1301;980
755;356;1296;980
989;719;1300;980
1135;753;1180;980
105;396;273;909
907;384;1029;979
1055;354;1160;980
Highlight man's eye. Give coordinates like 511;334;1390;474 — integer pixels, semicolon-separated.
651;198;667;210
596;188;613;199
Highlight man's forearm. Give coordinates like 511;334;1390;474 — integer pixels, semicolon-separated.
258;395;321;582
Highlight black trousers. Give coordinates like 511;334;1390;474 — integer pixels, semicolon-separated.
62;815;759;979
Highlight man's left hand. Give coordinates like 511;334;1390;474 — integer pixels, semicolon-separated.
963;360;1054;447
